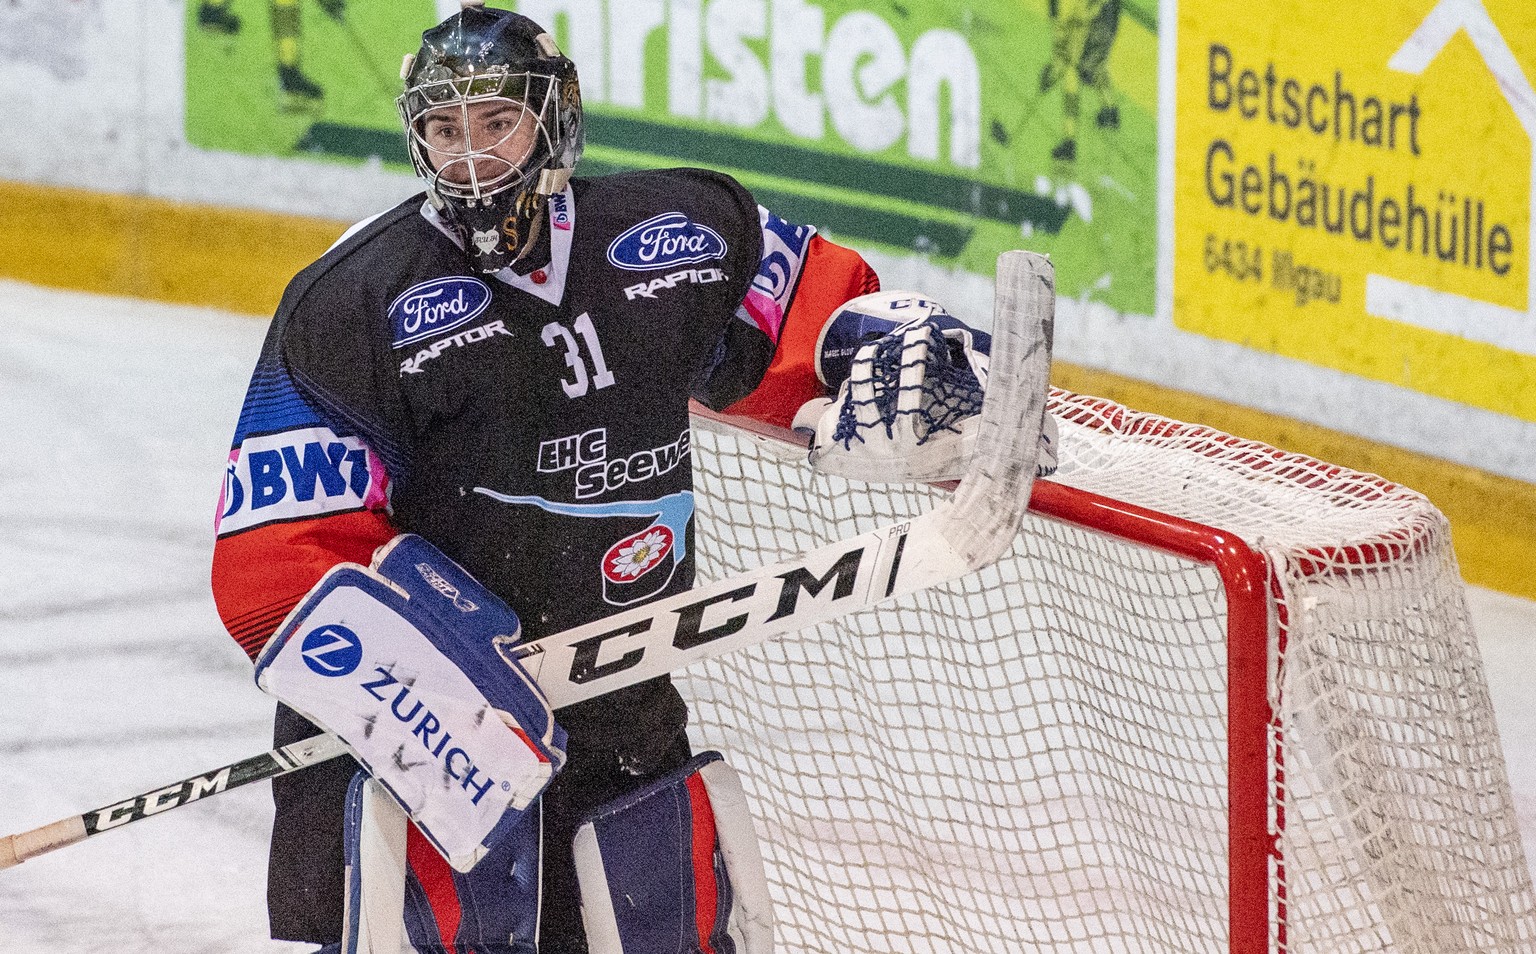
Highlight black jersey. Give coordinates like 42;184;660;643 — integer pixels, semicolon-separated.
213;168;880;944
297;169;772;627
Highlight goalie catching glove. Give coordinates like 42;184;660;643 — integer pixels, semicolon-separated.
254;533;565;872
793;291;1058;482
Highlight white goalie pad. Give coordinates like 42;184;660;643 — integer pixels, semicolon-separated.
574;753;773;954
339;767;543;954
342;772;410;954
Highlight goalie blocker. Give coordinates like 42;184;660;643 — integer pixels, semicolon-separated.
254;533;566;872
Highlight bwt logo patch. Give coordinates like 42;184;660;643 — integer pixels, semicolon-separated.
606;213;728;272
550;191;573;231
389;277;493;349
300;624;363;677
218;426;383;536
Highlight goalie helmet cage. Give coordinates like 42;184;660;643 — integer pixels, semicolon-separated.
681;389;1536;954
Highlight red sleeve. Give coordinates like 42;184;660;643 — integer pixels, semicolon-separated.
212;331;399;661
721;234;880;430
213;512;396;661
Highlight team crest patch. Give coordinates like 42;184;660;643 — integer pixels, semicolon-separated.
606;212;728;272
389;277;493;349
602;525;677;604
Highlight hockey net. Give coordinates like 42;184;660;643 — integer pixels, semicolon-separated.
679;388;1536;954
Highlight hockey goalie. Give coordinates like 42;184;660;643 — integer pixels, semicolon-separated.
210;4;1053;953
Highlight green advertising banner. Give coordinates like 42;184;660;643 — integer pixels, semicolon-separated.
185;0;1157;313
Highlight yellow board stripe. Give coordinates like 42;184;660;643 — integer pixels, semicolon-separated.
0;180;342;316
3;179;1530;599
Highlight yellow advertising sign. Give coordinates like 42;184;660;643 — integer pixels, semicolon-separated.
1173;0;1536;421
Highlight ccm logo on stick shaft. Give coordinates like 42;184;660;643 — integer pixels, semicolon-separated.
503;521;914;706
0;734;349;869
87;768;235;833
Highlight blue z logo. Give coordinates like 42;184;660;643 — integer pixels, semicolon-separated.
300;624;363;677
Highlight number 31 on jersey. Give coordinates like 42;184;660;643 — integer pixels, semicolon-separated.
542;313;616;399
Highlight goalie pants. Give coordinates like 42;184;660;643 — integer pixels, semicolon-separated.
268;683;692;952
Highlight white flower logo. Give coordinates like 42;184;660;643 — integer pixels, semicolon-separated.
607;529;671;578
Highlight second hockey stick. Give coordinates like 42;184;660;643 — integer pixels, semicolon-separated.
0;249;1054;870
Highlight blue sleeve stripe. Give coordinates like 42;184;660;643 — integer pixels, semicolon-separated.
244;380;312;402
234;361;328;441
288;364;409;477
234;403;327;440
232;350;409;482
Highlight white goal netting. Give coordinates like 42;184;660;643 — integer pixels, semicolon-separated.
678;389;1536;954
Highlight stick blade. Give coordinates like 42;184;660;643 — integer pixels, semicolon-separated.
943;250;1055;567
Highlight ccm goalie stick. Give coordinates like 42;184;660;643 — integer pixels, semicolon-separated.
0;250;1054;871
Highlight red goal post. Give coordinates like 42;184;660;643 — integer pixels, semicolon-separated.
683;388;1535;954
1030;469;1274;953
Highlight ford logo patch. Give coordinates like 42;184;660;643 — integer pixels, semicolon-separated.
606;213;728;272
389;277;492;349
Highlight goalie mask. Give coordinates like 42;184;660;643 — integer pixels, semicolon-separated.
399;3;583;274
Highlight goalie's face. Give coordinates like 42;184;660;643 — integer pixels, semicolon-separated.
415;98;542;193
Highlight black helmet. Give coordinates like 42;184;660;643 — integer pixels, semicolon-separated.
398;2;583;274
